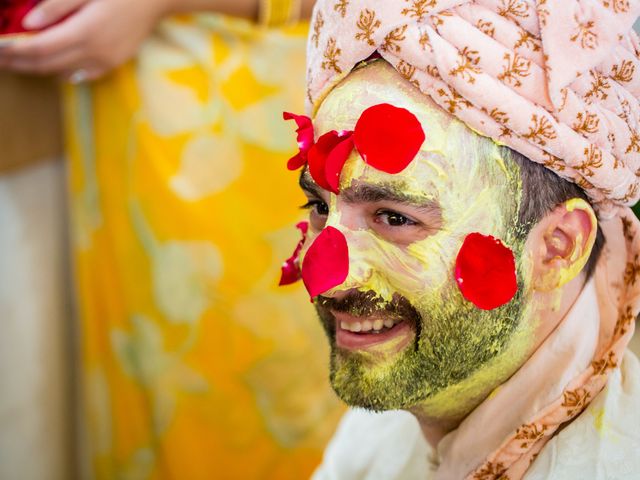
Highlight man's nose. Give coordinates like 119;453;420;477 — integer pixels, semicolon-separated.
301;226;350;298
326;203;368;231
301;201;376;298
324;242;374;297
303;226;374;299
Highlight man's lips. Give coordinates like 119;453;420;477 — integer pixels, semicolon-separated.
332;310;414;350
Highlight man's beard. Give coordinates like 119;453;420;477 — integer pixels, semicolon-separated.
315;281;526;412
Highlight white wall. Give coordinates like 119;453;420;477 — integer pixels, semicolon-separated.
0;160;73;480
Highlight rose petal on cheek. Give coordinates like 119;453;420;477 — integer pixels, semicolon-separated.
278;221;309;286
301;226;350;298
353;103;425;174
454;232;518;310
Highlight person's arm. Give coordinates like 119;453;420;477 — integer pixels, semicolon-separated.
25;0;315;25
164;0;315;22
0;0;315;80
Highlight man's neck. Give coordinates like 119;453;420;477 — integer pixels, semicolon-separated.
411;411;460;447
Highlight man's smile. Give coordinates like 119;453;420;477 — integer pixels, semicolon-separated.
332;310;415;351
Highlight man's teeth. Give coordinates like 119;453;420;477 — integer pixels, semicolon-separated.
340;318;401;333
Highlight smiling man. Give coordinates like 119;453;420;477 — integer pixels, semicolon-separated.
305;62;534;414
280;1;640;479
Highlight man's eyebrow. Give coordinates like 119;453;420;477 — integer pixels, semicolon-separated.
342;183;439;211
299;172;440;212
299;171;323;198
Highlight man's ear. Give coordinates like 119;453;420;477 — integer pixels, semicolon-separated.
528;198;598;292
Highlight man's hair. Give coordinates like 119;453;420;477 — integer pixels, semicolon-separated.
508;148;605;280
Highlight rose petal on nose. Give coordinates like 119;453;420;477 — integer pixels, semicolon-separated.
454;232;518;310
278;221;309;286
302;226;350;298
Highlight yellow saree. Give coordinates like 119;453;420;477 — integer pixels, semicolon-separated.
64;13;343;479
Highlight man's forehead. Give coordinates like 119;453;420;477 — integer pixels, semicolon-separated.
313;60;451;137
313;61;499;171
306;61;517;207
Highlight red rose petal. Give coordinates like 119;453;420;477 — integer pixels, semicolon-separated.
0;0;40;35
353;103;425;174
308;130;353;192
307;133;334;191
279;221;309;286
325;134;354;194
283;112;314;171
301;226;349;298
287;151;307;171
454;233;518;310
279;257;301;285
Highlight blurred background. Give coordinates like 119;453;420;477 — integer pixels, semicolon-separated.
0;3;345;479
1;5;640;480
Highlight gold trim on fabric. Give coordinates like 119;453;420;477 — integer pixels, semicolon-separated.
259;0;302;26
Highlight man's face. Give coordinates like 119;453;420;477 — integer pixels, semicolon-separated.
299;62;537;416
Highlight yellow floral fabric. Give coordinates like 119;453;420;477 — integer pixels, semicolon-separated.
260;0;301;26
64;13;343;480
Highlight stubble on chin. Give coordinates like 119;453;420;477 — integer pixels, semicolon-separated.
315;282;528;413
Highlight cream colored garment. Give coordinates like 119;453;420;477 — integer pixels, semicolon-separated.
0;161;73;480
313;350;640;480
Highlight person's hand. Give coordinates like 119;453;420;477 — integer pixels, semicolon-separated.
0;0;171;81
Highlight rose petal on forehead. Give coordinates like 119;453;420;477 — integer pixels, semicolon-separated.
301;226;349;298
455;233;518;310
308;130;353;192
279;221;309;286
283;112;314;171
287;151;307;171
325;134;354;194
353;103;425;174
307;134;334;191
283;112;314;152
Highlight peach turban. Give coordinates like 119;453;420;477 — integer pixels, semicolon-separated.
306;0;640;218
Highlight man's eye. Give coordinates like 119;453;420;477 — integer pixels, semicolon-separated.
301;200;329;216
376;210;416;227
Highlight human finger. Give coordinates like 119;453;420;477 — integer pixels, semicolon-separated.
0;14;87;59
22;0;89;30
1;45;82;74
